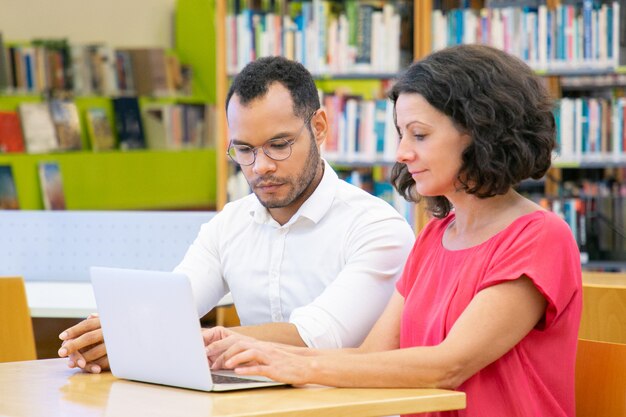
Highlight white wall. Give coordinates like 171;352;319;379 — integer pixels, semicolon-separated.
0;0;177;48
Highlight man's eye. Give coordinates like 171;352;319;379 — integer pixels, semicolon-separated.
235;146;253;154
268;141;290;150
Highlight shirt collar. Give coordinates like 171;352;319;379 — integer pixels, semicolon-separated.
248;159;338;227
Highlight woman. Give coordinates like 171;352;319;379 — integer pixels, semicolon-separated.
214;45;582;417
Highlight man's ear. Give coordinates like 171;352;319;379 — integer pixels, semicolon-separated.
311;109;328;147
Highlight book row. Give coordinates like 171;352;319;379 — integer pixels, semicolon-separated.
0;163;65;211
0;98;215;154
538;192;626;263
432;0;624;71
0;34;191;97
310;92;626;166
555;96;626;160
320;92;398;164
226;0;406;75
335;166;414;226
560;72;626;89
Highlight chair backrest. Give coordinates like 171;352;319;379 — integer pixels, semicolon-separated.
580;271;626;344
0;277;37;362
576;338;626;417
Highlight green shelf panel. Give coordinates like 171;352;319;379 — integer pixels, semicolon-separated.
0;149;217;210
176;0;216;103
0;95;42;111
315;79;387;100
552;162;582;168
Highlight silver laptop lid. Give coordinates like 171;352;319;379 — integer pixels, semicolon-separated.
91;267;213;391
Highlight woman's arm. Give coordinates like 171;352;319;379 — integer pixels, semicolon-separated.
224;276;547;388
210;290;404;368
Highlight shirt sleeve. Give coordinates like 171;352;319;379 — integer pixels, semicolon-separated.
395;216;443;298
289;215;415;349
173;211;229;318
478;212;581;329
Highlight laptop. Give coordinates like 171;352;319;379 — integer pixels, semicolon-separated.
90;266;285;391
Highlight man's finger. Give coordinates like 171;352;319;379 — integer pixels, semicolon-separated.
81;342;107;363
84;355;109;374
59;328;104;357
59;317;101;341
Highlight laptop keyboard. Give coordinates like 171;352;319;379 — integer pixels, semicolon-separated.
211;373;270;384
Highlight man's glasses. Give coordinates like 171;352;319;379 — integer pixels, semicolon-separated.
226;110;317;166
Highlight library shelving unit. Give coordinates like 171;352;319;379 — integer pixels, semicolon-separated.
0;35;219;211
0;92;217;210
175;0;432;227
420;0;626;270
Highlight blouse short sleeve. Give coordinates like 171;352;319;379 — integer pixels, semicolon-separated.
478;211;581;329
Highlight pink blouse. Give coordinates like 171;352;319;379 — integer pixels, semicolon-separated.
397;210;582;417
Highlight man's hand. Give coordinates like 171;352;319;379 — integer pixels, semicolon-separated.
203;326;254;370
58;313;109;374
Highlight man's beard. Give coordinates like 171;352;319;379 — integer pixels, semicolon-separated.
251;139;320;209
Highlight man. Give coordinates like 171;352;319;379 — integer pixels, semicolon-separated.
58;57;414;373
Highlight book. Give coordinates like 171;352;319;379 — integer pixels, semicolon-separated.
0;165;19;209
38;161;66;210
119;48;170;96
49;99;83;151
85;108;115;151
182;104;206;147
115;50;135;93
142;103;171;150
112;97;145;150
18;103;58;153
0;32;10;91
0;111;25;153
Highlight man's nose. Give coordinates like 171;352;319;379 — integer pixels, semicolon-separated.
252;150;277;175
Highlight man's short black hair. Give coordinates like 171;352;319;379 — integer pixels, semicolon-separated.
390;44;556;218
226;56;320;120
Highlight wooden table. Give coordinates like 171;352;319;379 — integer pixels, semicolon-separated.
0;359;466;417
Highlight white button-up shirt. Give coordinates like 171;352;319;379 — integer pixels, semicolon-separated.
174;161;414;348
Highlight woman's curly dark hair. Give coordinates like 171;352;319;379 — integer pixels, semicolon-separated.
390;44;556;218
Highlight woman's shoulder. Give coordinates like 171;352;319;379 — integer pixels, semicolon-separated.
495;209;577;255
507;209;572;236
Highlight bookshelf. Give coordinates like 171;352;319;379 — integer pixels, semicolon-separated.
181;0;430;228
0;6;219;210
420;0;626;270
0;92;217;210
0;149;216;210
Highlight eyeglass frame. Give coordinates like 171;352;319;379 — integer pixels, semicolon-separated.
226;110;318;166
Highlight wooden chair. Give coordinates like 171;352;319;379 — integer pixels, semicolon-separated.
0;277;37;362
216;305;240;328
580;271;626;344
576;339;626;417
